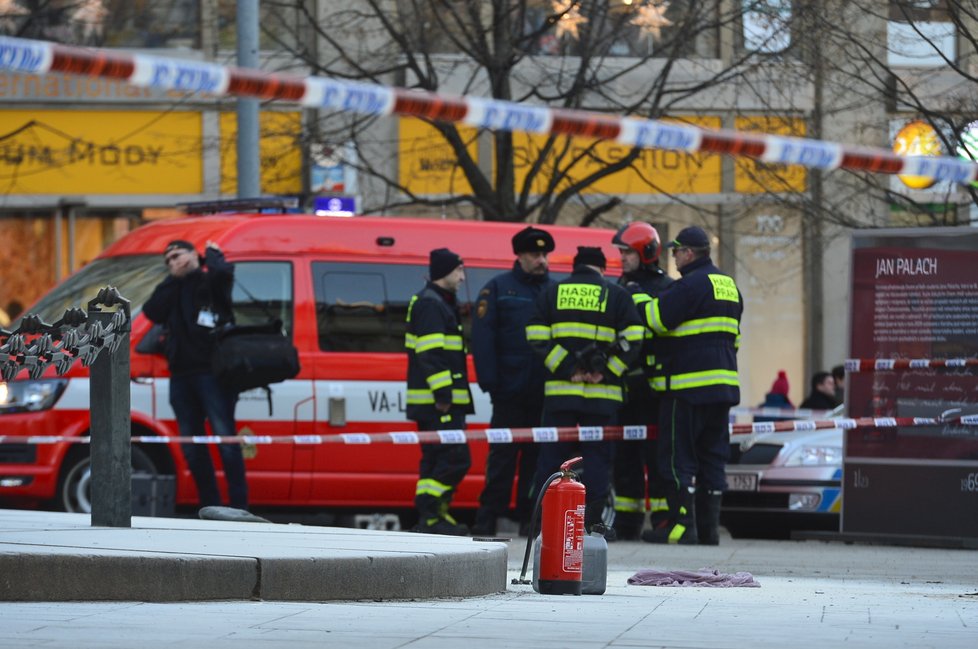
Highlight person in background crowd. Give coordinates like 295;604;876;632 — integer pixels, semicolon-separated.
609;222;673;541
405;248;474;536
526;246;645;531
831;365;846;406
640;226;743;546
754;370;794;423
471;226;556;537
143;239;248;511
800;371;839;411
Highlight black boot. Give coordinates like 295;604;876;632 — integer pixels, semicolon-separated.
641;486;698;545
413;494;467;536
471;506;497;536
696;489;723;546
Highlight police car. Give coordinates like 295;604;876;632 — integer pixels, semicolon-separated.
721;406;844;539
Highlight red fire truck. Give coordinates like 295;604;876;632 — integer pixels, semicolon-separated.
0;207;621;525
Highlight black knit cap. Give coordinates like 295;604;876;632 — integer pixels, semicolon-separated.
429;247;463;281
164;240;195;256
573;246;606;270
512;226;555;254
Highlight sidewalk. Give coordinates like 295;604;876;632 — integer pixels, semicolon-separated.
1;506;977;648
0;509;507;601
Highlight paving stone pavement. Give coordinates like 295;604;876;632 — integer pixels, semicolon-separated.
1;508;976;648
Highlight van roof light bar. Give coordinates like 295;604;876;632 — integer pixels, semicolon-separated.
179;197;300;215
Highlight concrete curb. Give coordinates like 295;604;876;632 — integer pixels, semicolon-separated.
0;509;509;602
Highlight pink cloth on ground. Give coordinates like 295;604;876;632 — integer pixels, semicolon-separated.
628;568;760;587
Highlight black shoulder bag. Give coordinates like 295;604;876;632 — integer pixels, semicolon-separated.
212;320;300;414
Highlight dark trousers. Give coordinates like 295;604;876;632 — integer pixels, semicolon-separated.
532;410;615;514
657;396;731;492
614;396;664;516
479;395;542;522
169;372;248;510
414;412;472;516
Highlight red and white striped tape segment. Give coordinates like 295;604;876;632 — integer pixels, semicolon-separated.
3;416;977;445
1;35;976;185
730;406;835;419
844;358;978;372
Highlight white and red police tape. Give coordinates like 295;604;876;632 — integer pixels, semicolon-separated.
2;416;977;446
0;35;976;184
844;358;978;372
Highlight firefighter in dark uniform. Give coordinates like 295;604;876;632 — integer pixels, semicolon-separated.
406;248;474;536
526;246;645;530
471;226;556;537
641;226;743;545
609;222;673;540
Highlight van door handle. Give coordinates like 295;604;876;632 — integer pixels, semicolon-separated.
328;396;346;427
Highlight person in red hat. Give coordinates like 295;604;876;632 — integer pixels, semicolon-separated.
754;370;794;423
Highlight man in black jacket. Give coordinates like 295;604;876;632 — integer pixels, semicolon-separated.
471;226;555;537
527;246;645;530
641;226;742;545
143;239;248;511
406;248;474;535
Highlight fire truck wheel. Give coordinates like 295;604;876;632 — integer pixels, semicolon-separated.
56;445;158;514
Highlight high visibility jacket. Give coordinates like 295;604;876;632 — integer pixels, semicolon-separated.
405;282;474;422
644;255;742;405
620;266;673;399
471;261;553;400
526;266;645;416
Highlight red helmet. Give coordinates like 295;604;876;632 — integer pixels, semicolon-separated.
612;222;661;265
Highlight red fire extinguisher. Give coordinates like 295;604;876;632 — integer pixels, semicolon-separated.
513;456;586;595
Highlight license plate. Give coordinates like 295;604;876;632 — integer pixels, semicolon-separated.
727;472;759;492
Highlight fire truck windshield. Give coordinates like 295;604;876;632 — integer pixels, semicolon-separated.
22;254;166;323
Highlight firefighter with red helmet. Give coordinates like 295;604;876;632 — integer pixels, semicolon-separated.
609;222;673;540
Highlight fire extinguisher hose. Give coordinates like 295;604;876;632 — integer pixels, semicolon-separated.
512;469;562;585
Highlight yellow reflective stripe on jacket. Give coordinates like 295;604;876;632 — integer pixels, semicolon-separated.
614;495;645;514
621;324;646;343
407;389;435;404
413;333;463;353
631;293;651;307
544;345;569;373
427;370;452;391
606;354;628;377
526;324;551;341
415;332;446;352
551;322;616;343
407;388;472;405
544;381;623;401
652;369;740;391
415;477;452;497
646;299;668;335
668;316;740;338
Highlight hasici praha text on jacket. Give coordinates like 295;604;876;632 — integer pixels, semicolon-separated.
525;266;646;416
